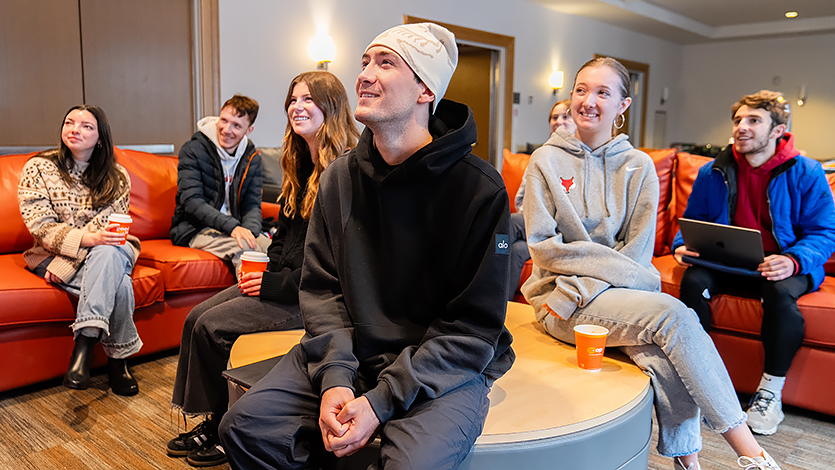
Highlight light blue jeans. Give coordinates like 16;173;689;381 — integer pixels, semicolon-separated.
35;244;142;359
541;288;747;458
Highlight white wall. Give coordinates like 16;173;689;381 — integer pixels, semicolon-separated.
673;33;835;161
218;0;684;155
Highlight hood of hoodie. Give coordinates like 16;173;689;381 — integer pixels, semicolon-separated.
354;99;477;186
197;116;249;162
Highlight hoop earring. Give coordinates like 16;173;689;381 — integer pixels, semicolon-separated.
614;113;625;129
96;142;102;149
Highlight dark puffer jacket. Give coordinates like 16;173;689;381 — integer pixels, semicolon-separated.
170;131;262;246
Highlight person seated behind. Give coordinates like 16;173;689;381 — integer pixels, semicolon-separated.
170;94;267;271
18;105;142;396
673;90;835;436
507;99;576;300
522;57;783;470
165;71;359;467
219;23;514;470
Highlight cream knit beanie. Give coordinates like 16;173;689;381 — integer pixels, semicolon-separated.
365;23;458;109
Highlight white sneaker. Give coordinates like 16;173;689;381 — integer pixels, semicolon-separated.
746;389;784;435
673;457;700;470
738;449;782;469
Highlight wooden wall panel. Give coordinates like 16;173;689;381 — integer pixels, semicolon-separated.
80;0;193;151
0;0;84;146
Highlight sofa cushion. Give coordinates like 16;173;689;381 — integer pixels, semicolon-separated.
501;149;532;213
668;152;714;250
826;172;835;275
0;153;36;254
137;239;235;293
115;147;179;241
641;148;676;257
710;277;835;348
653;254;835;348
0;254;163;327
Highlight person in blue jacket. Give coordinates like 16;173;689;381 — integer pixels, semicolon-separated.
673;90;835;436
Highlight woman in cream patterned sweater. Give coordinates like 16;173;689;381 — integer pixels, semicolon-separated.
18;105;142;396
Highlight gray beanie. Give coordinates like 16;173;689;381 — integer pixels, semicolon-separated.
365;23;458;108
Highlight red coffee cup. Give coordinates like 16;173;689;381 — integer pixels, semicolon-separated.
240;251;269;277
108;214;132;245
573;324;609;371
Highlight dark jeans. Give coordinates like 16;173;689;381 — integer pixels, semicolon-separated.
220;344;491;470
509;212;530;301
171;285;303;416
679;265;812;376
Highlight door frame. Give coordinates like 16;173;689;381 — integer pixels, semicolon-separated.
405;15;514;165
594;54;649;148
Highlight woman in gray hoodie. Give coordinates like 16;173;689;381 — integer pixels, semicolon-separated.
521;57;781;470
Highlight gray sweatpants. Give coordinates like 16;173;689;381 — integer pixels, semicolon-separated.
189;227;270;270
220;344;491;470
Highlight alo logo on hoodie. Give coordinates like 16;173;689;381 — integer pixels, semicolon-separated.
560;176;575;194
495;234;510;255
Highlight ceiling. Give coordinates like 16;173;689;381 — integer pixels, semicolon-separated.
526;0;835;44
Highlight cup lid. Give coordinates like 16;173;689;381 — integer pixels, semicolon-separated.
240;251;269;262
573;324;609;337
109;213;132;223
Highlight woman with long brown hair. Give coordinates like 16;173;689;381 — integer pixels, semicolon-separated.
18;105;142;396
167;70;358;467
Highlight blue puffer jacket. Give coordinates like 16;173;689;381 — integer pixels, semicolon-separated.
672;137;835;290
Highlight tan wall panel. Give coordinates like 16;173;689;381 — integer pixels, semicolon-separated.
80;0;193;151
0;0;84;146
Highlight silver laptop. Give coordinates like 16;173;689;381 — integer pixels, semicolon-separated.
677;218;765;277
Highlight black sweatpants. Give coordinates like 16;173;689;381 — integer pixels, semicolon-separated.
171;285;303;416
219;344;491;470
679;265;812;377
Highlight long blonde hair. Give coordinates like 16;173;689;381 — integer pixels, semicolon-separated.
280;71;359;219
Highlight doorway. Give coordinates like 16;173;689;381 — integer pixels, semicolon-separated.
594;54;649;148
405;16;514;168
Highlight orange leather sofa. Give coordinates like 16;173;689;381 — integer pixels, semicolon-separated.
0;148;238;392
503;148;835;416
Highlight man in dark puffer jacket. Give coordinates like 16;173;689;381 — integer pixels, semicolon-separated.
170;94;265;270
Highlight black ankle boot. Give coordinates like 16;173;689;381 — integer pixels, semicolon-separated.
107;358;139;396
63;335;97;390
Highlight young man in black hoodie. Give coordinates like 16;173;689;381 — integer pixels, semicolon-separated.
170;94;265;270
220;23;514;469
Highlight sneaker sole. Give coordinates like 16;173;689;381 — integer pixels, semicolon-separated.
186;456;228;467
167;447;189;457
748;424;778;435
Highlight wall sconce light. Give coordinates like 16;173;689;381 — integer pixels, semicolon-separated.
660;87;669;106
308;35;335;71
549;71;564;95
797;85;807;107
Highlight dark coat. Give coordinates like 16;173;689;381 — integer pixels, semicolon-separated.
170;131;262;246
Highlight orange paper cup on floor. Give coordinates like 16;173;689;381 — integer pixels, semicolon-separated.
240;251;269;277
573;324;609;371
108;214;132;245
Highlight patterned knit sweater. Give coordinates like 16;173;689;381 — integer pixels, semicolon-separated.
17;154;139;282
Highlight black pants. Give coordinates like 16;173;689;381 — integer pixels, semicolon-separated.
679;266;811;377
508;212;530;301
220;344;491;470
171;285;303;416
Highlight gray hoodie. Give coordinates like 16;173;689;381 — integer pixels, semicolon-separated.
197;116;248;216
520;128;661;322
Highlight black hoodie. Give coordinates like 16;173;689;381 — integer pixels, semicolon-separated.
299;100;515;423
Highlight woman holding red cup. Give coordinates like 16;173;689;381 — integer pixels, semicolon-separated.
167;71;360;467
18;105;142;396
